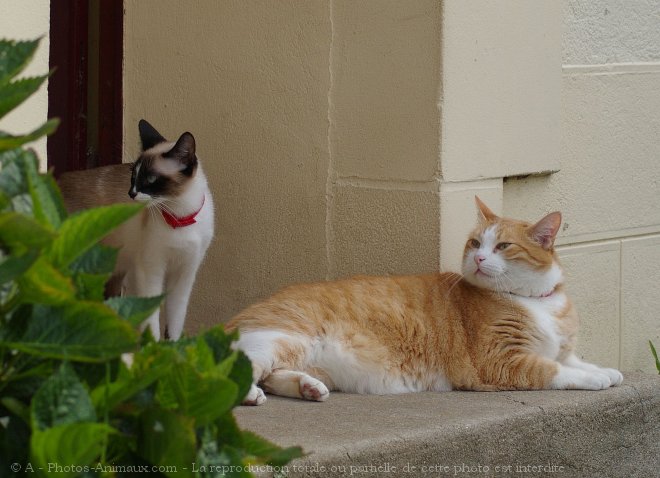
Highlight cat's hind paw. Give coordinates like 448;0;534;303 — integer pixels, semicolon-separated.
300;376;329;402
551;366;611;390
242;384;267;406
602;368;624;387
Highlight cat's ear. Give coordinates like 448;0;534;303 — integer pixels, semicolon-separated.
139;119;167;151
529;211;562;250
475;196;498;223
164;132;197;174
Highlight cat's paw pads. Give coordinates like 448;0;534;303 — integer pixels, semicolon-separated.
242;384;267;406
299;376;329;402
603;368;623;386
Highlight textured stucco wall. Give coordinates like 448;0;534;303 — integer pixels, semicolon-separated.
122;1;657;372
123;0;443;332
328;0;442;279
0;0;50;168
124;0;332;331
123;0;557;333
437;0;562;273
504;0;660;373
563;0;660;64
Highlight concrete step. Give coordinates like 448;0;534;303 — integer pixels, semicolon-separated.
234;372;660;477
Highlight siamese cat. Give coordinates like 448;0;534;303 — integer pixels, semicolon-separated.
58;120;214;340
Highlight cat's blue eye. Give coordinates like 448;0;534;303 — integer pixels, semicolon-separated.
146;175;157;184
496;242;511;251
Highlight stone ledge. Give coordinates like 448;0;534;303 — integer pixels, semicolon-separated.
234;372;660;477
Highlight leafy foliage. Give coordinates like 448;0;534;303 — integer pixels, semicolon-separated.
0;38;302;476
650;341;660;374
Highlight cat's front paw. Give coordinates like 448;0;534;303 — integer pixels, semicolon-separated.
583;371;611;390
299;376;329;402
602;368;623;387
242;384;267;406
551;366;611;390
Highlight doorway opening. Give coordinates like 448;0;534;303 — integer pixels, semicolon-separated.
48;0;123;175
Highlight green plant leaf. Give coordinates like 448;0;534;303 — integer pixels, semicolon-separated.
0;248;39;285
0;118;59;151
0;38;40;85
214;350;238;377
0;149;26;197
212;413;244;449
90;346;176;414
202;326;237;363
242;431;304;466
0;415;31;473
0;190;10;210
215;447;254;477
157;362;238;426
30;422;114;477
138;408;196;478
47;203;142;269
74;272;110;301
105;295;163;328
69;243;118;275
0;211;55;249
240;430;304;467
195;426;228;478
1;397;30;424
4;302;138;362
31;363;96;431
17;256;76;305
0;74;48;120
25;155;64;228
184;337;216;373
228;351;253;407
650;340;660;374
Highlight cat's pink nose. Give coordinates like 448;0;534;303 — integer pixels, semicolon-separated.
474;254;486;265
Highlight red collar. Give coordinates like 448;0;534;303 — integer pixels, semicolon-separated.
161;195;205;229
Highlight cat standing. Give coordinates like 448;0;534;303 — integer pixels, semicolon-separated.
227;197;622;405
58;120;214;340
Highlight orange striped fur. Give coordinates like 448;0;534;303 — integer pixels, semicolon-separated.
227;197;623;405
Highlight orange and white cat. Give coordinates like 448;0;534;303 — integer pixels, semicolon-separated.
227;197;623;405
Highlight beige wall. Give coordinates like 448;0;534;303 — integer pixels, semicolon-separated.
124;0;332;330
504;0;660;373
123;1;659;372
0;0;50;167
124;0;443;332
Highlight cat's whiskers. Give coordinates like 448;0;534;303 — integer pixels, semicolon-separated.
436;274;457;286
148;204;160;223
145;196;179;219
154;200;177;216
145;198;167;223
156;195;200;218
497;270;515;293
436;273;463;301
445;274;463;296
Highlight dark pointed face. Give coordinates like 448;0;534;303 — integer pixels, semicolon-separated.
128;121;198;201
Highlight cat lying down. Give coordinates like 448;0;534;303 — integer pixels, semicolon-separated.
227;197;623;405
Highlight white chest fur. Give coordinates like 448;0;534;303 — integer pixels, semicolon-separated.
110;169;214;340
512;292;568;360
